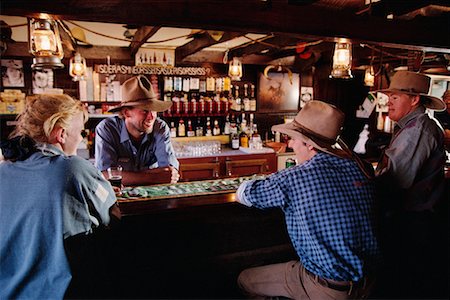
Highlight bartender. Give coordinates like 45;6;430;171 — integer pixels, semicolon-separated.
95;75;180;185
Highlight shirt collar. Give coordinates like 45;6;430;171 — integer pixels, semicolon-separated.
119;118;150;144
36;143;66;157
119;120;130;144
396;106;425;129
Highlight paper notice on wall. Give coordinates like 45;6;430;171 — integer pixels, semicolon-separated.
356;92;377;118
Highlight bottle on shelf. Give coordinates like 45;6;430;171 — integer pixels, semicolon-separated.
243;83;250;111
199;96;205;115
231;132;240;150
224;114;231;135
195;117;204;136
234;85;241;112
206;77;215;92
172;94;181;115
199;78;207;94
223;77;231;92
187;119;195;137
239;127;249;148
182;94;189;115
190;93;197;115
173;77;182;92
213;119;221;136
205;117;213;136
230;114;238;135
250;84;257;111
170;121;177;138
178;119;186;137
182;77;190;93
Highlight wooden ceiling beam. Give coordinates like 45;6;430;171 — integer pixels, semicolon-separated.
229;36;300;58
129;25;161;57
175;31;242;64
1;0;449;52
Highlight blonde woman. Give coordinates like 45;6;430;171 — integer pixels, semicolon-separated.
0;94;120;299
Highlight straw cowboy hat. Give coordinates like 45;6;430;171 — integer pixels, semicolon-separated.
109;75;172;112
376;70;446;111
272;100;350;158
70;27;92;46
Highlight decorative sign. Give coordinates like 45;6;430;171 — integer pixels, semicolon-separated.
95;64;210;76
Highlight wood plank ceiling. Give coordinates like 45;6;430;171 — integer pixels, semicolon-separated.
1;0;449;73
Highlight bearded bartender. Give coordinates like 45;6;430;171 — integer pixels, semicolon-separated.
95;75;180;185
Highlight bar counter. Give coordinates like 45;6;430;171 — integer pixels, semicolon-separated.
66;176;297;299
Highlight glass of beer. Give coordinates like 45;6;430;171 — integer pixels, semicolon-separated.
107;166;123;188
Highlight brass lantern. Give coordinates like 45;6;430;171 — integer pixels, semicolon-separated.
364;65;375;87
228;57;243;81
330;40;353;79
69;52;87;81
28;17;64;69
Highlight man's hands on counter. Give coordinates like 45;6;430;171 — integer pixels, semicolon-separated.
170;166;180;183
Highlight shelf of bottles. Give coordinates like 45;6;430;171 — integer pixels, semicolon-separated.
161;76;261;149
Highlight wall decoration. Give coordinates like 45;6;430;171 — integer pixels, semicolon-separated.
1;59;25;88
300;86;313;108
135;48;175;67
32;68;54;94
257;72;300;112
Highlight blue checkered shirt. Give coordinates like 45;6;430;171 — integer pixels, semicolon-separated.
238;152;380;281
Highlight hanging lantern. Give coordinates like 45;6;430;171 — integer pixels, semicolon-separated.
364;65;375;87
28;17;64;70
330;40;352;79
69;52;87;81
228;57;242;81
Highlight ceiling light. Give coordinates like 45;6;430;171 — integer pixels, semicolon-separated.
69;52;87;81
28;17;64;69
330;40;353;79
228;57;243;81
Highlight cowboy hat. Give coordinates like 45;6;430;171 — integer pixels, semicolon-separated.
375;70;446;111
70;27;92;47
272;100;349;158
109;75;172;112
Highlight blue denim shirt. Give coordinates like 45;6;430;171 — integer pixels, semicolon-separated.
376;106;446;211
0;144;116;299
95;116;179;171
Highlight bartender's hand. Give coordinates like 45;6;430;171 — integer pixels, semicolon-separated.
170;166;180;183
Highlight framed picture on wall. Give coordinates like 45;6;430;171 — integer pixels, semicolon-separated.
32;68;54;94
257;72;300;112
1;59;25;88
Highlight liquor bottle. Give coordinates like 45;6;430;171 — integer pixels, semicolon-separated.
164;76;173;92
231;132;240;150
199;78;207;94
224;114;231;135
182;94;189;115
213;119;221;136
221;93;229;113
234;86;241;111
170;121;177;138
178;119;186;137
229;85;236;111
190;77;200;91
250;84;257;111
187;119;195;137
206;77;215;92
243;83;250;111
249;113;254;136
223;77;231;92
182;78;190;93
205;117;213;136
230;114;238;135
251;124;262;149
215;77;223;93
173;77;182;91
214;93;221;114
240;113;247;134
239;128;249;148
190;93;197;115
195;117;204;136
199;96;205;115
172;94;181;115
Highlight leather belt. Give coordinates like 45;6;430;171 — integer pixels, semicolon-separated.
304;268;366;294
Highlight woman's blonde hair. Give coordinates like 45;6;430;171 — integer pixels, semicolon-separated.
10;94;88;143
